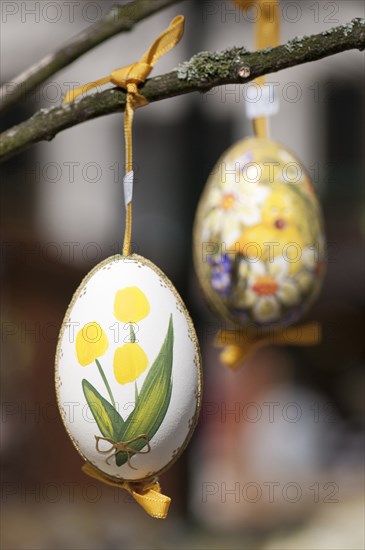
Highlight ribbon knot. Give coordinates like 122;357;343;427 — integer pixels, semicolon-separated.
110;63;153;108
95;434;151;469
111;62;152;84
63;15;184;106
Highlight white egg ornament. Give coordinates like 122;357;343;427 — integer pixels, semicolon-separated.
194;138;325;329
55;254;201;516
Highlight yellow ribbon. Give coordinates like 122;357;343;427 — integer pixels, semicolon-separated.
63;15;185;256
215;322;321;369
234;0;280;138
82;463;171;519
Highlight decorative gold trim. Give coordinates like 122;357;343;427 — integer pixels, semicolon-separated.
55;253;202;483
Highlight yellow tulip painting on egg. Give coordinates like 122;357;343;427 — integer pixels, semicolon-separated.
75;287;174;469
114;286;150;324
113;286;150;385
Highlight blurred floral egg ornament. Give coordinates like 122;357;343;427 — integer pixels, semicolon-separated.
56;254;201;484
194;138;325;328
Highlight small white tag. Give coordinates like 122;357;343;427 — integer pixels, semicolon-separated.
123;171;134;207
245;85;279;119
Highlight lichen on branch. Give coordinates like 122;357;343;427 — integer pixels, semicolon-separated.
0;18;364;164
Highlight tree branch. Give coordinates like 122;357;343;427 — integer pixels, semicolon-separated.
1;18;364;163
0;0;183;113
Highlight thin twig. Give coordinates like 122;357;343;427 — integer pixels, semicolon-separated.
0;18;364;164
0;0;184;112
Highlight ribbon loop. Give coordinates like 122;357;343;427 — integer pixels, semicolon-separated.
140;15;185;66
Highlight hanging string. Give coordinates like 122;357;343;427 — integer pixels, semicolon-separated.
63;15;185;257
123;101;134;256
234;0;280;138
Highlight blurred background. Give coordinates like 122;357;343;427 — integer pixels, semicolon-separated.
1;1;364;549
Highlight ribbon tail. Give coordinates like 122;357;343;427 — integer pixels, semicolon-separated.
130;483;171;519
256;0;280;51
81;463;171;519
214;329;269;368
215;322;322;369
218;343;261;369
272;322;322;346
63;76;111;104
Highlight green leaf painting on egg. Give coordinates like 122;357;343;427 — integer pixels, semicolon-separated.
80;301;174;469
56;254;202;482
115;316;174;467
82;379;124;440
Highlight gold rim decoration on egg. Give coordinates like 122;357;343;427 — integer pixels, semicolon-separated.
55;253;202;483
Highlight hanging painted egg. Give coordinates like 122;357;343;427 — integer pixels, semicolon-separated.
194;137;325;328
56;254;201;482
